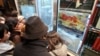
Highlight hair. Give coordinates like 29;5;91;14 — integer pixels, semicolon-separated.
5;17;18;32
5;17;21;41
4;10;12;17
11;10;18;17
47;31;63;51
0;23;9;39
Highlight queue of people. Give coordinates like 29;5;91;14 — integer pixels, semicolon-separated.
0;10;68;56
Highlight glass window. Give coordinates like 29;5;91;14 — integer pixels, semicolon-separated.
17;0;36;19
57;0;95;53
60;0;95;10
36;0;53;31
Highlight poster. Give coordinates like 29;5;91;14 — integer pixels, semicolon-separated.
58;10;90;53
59;10;90;33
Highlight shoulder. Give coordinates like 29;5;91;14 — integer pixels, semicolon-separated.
0;42;14;54
51;43;68;56
49;52;56;56
55;43;67;49
62;44;67;49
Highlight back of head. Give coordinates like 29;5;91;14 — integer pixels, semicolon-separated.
47;31;63;51
0;23;9;39
23;16;48;40
47;31;63;44
5;17;18;32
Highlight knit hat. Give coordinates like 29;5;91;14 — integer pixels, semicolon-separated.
23;16;48;40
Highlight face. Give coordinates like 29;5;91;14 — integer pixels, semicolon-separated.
0;19;5;24
0;21;5;24
0;17;5;24
1;31;10;42
15;22;25;32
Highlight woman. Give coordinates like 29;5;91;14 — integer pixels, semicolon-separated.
13;16;51;56
5;17;22;44
0;23;14;55
47;31;68;56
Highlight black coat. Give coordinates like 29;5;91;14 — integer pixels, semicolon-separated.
13;39;51;56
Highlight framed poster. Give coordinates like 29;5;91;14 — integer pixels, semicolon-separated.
57;10;90;53
59;10;90;34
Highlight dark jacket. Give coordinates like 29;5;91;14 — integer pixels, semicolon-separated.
13;39;51;56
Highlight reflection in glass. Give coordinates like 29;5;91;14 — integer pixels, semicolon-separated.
37;0;53;31
18;0;36;18
60;0;95;10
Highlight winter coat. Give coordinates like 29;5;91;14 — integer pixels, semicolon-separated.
13;39;51;56
49;43;67;56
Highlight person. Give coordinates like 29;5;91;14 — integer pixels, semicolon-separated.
47;31;68;56
0;16;5;24
16;15;25;33
13;16;51;56
0;23;14;55
5;17;21;44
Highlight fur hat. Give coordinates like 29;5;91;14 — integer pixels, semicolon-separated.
24;16;48;40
